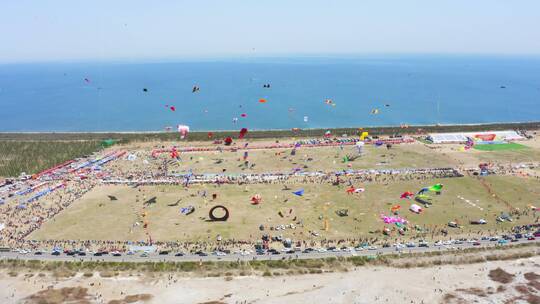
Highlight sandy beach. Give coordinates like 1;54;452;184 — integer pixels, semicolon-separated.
0;255;538;304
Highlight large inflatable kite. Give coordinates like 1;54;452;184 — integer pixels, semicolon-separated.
209;205;229;221
400;191;414;199
418;183;443;194
177;125;189;139
380;214;407;224
239;128;248;139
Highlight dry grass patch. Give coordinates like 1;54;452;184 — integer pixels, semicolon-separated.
488;267;514;284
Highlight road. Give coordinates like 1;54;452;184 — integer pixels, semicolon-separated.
1;238;537;264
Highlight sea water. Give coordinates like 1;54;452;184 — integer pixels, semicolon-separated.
0;55;539;132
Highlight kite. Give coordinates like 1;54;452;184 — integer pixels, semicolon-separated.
241;113;247;117
232;117;238;124
143;88;148;92
346;186;365;194
292;189;304;196
168;199;181;207
251;194;262;205
263;84;271;88
417;183;444;194
324;130;332;138
324;99;336;107
177;125;189;139
170;147;179;159
180;205;195;215
409;204;423;214
207;132;213;139
192;85;200;93
224;137;233;146
429;183;443;192
355;141;364;154
165;105;176;112
390;205;401;213
380;214;407;224
239;128;248;139
259;98;267;103
359;131;369;141
84;78;90;83
400;191;414;199
303;116;309;122
371;109;379;114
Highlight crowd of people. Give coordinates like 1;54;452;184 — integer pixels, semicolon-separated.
0;137;538;253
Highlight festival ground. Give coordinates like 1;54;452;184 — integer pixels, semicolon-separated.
1;133;539;252
29;175;540;243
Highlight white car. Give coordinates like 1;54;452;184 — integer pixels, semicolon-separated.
316;248;327;253
367;246;378;250
213;251;227;256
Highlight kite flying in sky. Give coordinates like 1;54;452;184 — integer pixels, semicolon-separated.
324;99;336;107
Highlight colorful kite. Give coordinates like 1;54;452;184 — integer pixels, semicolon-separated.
251;194;262;205
346;186;365;194
324;99;336;107
400;191;414;199
239;128;248;139
292;189;304;196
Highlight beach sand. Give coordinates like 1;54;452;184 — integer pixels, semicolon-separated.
1;256;538;303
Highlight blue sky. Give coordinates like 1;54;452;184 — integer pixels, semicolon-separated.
2;0;540;63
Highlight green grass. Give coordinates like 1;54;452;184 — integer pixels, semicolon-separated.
0;141;103;177
473;142;527;151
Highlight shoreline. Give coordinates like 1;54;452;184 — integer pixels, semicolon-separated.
0;121;538;141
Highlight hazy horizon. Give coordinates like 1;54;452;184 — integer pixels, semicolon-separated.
2;0;540;64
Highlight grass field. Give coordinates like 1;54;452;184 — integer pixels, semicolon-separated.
473;142;527;151
111;142;459;175
0;141;103;177
29;175;540;243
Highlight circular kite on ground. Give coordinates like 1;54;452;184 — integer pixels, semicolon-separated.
209;205;230;221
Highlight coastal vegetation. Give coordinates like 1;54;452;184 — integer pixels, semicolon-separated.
0;121;537;143
0;140;102;177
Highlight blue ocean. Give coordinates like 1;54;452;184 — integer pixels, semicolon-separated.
1;55;539;132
